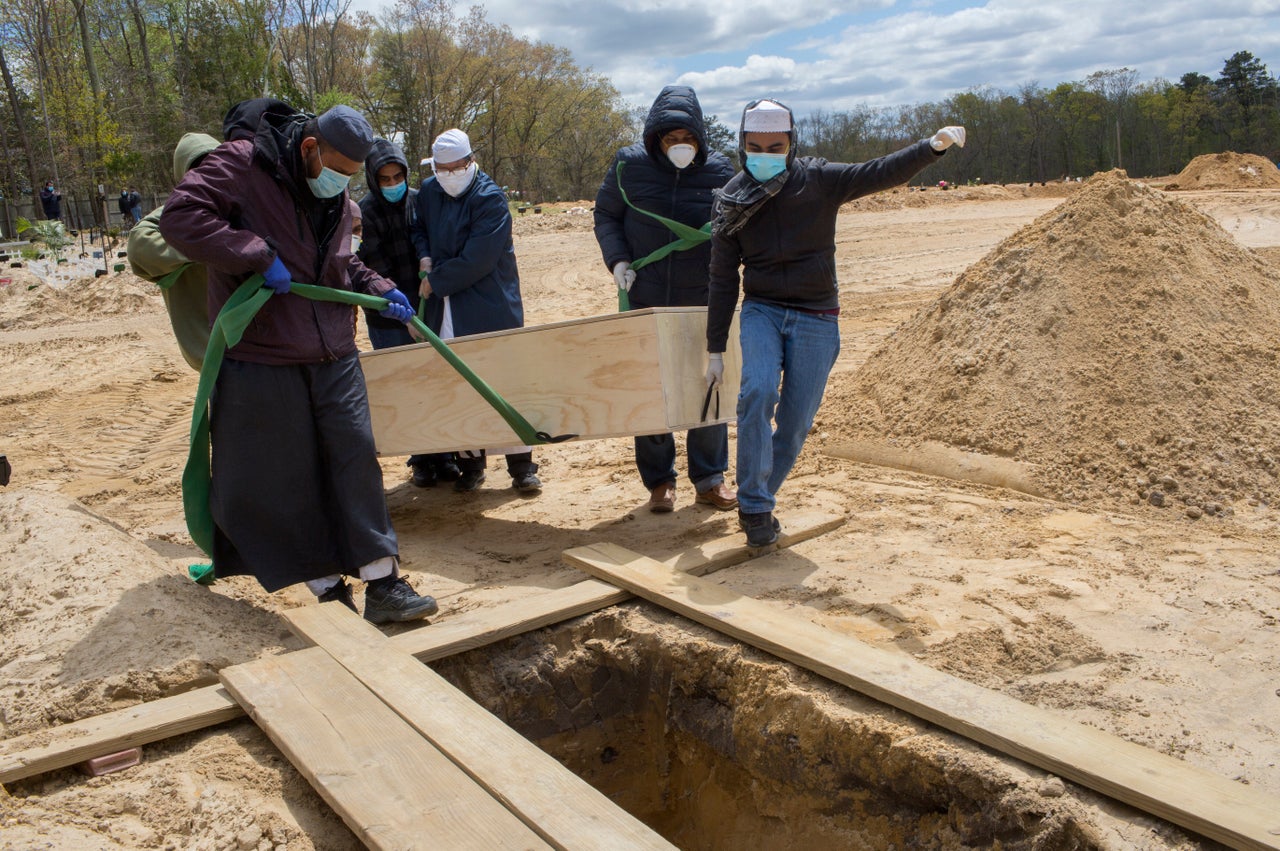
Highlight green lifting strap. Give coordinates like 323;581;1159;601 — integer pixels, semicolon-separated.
613;161;714;311
182;275;575;555
154;262;191;290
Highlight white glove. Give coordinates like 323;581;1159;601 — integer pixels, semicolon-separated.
930;126;966;151
705;352;724;388
419;256;433;276
612;261;636;292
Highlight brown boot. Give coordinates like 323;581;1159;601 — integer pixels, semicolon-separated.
695;482;738;511
647;482;676;513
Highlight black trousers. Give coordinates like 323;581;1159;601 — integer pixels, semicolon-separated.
210;354;397;591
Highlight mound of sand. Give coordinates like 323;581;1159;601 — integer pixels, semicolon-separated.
0;490;298;737
1164;151;1280;190
824;169;1280;514
0;269;161;330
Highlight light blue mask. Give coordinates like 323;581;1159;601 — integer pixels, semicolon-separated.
381;181;407;203
308;164;351;199
745;152;788;182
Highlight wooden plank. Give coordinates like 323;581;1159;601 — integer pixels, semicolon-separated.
361;307;740;456
287;605;674;850
0;686;243;784
220;649;550;851
397;509;845;660
0;512;843;785
562;543;1280;851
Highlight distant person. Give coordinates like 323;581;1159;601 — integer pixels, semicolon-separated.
593;84;737;514
160;104;438;623
411;128;541;495
706;97;965;547
358;137;462;488
118;189;133;227
128;188;143;224
39;180;62;221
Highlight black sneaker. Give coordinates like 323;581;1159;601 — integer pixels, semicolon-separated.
363;576;438;624
512;472;542;494
317;579;357;614
454;470;486;492
409;463;437;488
738;510;779;548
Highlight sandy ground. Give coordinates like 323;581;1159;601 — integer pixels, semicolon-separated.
1;179;1279;849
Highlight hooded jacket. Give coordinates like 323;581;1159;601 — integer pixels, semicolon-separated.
160;113;394;365
358;139;420;331
128;132;221;371
410;168;523;337
593;85;734;308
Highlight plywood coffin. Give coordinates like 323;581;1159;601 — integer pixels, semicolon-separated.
361;307;740;456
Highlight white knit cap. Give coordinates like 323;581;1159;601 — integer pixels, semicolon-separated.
430;128;472;164
742;100;791;132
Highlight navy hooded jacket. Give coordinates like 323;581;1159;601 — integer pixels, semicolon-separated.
593;85;734;308
410;168;523;337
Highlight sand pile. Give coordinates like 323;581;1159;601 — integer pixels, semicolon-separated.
823;169;1280;514
0;489;296;737
1165;151;1280;190
0;270;160;330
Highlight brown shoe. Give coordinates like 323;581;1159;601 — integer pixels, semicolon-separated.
695;482;738;511
648;482;676;513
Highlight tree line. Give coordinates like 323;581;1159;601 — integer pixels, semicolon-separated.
793;54;1279;187
0;0;636;224
1;0;1276;224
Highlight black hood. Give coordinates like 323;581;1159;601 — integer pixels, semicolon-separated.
223;98;301;143
737;97;798;171
643;85;709;168
363;138;409;204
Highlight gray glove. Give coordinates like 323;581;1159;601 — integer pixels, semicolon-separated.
705;352;724;388
612;261;636;292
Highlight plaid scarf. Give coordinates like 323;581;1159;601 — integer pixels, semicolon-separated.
711;168;790;237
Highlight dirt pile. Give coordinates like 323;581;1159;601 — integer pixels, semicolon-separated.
0;269;160;330
1165;151;1280;190
824;169;1280;514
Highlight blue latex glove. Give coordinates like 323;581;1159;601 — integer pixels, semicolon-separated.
379;287;415;323
263;255;292;294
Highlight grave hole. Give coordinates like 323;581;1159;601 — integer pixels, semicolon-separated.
431;604;1118;850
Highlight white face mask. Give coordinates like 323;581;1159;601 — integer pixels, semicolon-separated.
666;143;697;169
351;235;363;254
435;162;478;197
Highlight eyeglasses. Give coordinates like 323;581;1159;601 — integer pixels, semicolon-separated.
433;157;472;176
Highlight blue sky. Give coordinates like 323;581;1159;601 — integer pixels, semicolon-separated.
350;0;1280;123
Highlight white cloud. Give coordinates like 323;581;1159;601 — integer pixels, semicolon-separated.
351;0;1280;120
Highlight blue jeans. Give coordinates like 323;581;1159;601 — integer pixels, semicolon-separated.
635;423;728;492
736;301;840;514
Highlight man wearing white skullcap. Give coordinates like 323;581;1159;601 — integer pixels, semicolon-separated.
706;96;966;547
410;128;542;496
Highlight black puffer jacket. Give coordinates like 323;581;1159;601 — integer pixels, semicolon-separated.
593;85;734;308
358;139;420;330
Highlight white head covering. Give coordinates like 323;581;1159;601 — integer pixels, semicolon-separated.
742;100;791;132
431;129;472;165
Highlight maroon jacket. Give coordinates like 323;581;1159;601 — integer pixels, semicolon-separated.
160;116;393;365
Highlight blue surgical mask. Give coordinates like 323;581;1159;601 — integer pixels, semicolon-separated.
745;153;788;182
381;181;407;203
308;164;350;199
